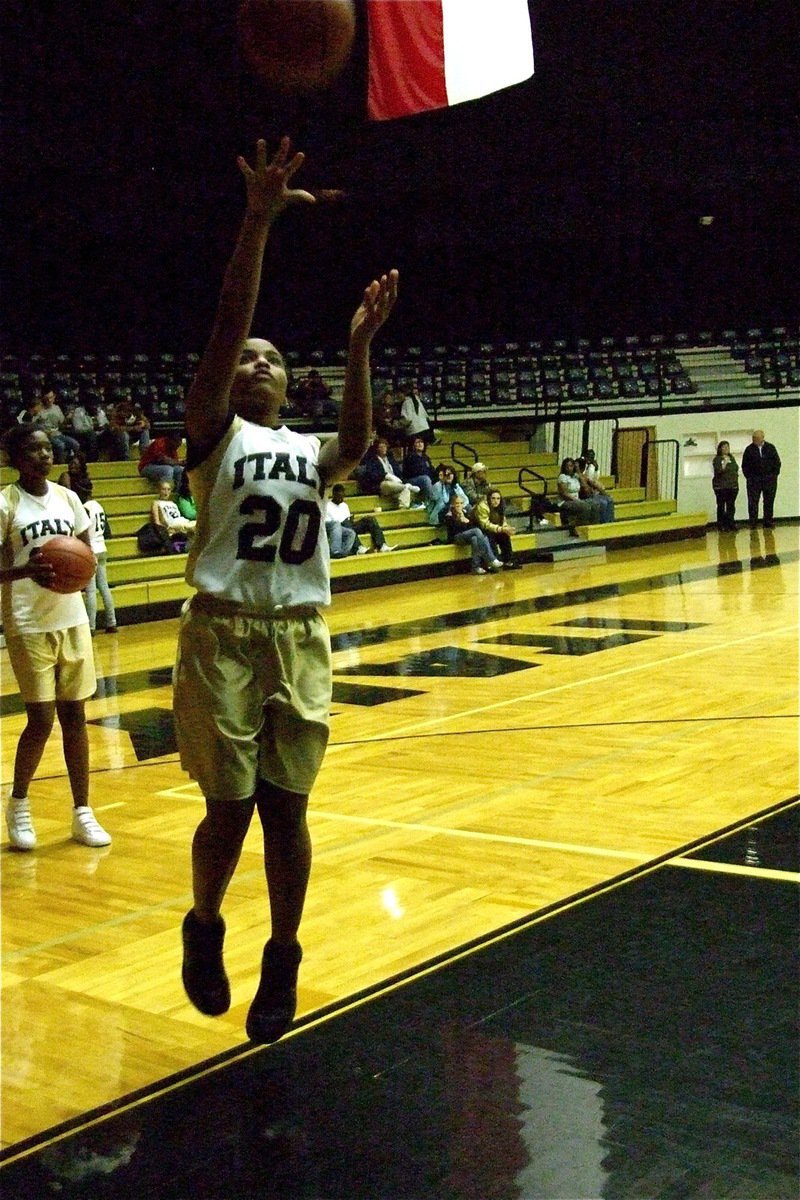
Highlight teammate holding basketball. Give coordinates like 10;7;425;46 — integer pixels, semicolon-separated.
175;137;397;1042
1;424;111;850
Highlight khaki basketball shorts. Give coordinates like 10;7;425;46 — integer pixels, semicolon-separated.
173;597;332;802
6;625;96;704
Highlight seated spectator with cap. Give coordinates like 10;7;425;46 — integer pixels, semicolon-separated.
325;483;395;557
462;461;491;507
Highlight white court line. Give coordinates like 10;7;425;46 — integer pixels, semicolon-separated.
308;808;651;862
327;623;797;748
669;856;800;883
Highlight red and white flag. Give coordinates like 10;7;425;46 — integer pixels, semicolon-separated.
367;0;534;122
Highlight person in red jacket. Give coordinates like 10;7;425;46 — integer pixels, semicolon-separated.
138;432;184;489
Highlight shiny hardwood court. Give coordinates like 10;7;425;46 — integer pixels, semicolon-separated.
2;525;798;1157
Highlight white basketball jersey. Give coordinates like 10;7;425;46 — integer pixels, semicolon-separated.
186;417;331;610
0;482;91;635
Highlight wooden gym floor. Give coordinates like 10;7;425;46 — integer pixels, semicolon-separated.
1;523;798;1197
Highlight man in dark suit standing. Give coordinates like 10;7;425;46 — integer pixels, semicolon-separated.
741;429;781;528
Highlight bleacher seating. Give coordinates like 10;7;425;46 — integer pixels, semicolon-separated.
0;426;710;626
2;325;795;448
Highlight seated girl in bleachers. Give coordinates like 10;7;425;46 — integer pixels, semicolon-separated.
474;489;521;568
150;480;196;539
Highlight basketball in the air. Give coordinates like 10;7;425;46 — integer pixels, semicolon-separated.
37;536;96;594
238;0;356;93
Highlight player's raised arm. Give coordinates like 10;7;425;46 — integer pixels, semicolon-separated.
185;137;316;457
318;269;399;484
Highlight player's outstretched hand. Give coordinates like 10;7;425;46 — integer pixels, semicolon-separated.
350;270;399;346
238;137;316;221
26;548;56;588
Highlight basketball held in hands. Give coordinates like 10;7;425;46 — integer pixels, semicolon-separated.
238;0;356;93
36;536;96;594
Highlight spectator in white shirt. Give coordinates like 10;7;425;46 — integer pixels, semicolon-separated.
394;387;434;448
325;483;395;556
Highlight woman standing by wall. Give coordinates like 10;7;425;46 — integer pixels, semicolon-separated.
712;441;739;532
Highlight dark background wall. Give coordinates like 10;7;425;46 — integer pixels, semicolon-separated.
3;0;799;354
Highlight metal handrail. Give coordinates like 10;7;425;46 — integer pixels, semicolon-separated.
450;441;477;478
518;467;550;531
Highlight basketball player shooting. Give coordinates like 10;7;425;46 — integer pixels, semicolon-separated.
174;136;398;1042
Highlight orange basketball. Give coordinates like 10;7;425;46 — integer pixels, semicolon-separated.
238;0;356;93
37;536;96;594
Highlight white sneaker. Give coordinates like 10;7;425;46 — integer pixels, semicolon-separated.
6;796;36;851
490;560;503;572
379;543;397;552
471;566;487;575
71;806;112;847
411;502;427;510
356;544;369;555
538;518;551;526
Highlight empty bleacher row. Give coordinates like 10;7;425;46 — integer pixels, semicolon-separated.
1;324;796;437
0;429;709;625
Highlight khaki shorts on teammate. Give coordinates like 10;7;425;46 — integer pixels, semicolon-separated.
6;625;96;704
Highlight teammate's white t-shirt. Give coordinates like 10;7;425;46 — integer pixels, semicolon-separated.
186;417;331;610
0;482;91;636
83;498;108;555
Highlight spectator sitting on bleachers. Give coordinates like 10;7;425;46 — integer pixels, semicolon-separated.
462;461;491;507
295;369;338;421
126;403;151;453
325;483;395;557
402;435;435;505
474;489;521;568
428;463;470;532
358;436;418;509
38;388;80;464
443;496;502;575
138;431;184;488
556;458;597;535
175;471;197;521
57;450;92;495
151;480;196;538
577;453;614;523
98;402;131;461
16;396;45;429
65;394;99;460
372;389;398;442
